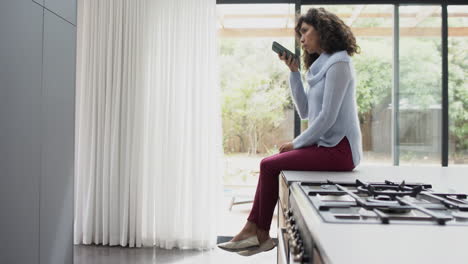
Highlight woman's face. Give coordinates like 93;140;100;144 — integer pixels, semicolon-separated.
299;22;321;54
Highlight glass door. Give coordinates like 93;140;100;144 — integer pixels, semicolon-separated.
300;5;394;165
217;3;295;237
448;5;468;165
398;5;442;165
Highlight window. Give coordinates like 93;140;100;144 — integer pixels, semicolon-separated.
448;5;468;165
217;3;295;236
301;5;394;165
398;5;442;165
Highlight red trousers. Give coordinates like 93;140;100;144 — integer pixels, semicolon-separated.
247;137;355;231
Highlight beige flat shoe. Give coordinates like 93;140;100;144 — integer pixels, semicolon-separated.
236;238;276;256
217;235;260;252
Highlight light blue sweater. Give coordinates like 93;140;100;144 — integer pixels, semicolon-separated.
289;50;363;167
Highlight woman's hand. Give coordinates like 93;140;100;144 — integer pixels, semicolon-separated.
279;142;294;153
278;52;299;72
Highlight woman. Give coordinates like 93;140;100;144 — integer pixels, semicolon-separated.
218;7;362;256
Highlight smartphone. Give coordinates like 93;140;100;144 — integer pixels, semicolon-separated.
272;41;297;60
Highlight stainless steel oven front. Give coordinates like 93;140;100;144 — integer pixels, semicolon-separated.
277;181;324;264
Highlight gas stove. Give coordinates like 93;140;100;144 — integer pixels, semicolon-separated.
278;168;468;264
300;179;468;226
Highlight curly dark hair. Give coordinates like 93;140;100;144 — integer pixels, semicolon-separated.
295;8;360;70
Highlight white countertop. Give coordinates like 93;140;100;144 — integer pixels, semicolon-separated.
282;165;468;264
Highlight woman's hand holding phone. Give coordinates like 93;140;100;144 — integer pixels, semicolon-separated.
278;52;299;72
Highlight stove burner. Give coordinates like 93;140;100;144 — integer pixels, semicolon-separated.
320;184;337;190
374;195;392;201
378;206;412;214
303;179;468;226
356;180;424;197
366;196;397;204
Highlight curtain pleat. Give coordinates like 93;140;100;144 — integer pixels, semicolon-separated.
74;0;222;249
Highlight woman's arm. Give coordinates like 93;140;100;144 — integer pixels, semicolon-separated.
289;71;309;119
278;52;307;119
292;61;352;149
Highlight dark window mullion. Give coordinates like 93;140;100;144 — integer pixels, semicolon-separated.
442;4;449;166
294;0;301;138
392;4;400;166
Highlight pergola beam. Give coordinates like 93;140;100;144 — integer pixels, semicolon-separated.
221;12;468;19
218;27;468;37
347;5;365;26
409;6;440;27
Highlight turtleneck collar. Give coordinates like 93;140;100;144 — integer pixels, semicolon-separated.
305;50;351;87
309;52;331;75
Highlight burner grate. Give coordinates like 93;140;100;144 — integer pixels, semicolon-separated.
301;179;468;226
355;180;426;197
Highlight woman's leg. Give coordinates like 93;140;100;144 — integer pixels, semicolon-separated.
233;137;354;242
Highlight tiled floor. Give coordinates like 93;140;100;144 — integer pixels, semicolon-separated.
74;190;278;264
74;243;277;264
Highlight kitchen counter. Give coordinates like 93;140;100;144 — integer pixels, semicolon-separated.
281;165;468;264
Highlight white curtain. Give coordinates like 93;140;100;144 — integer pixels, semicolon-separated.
74;0;223;249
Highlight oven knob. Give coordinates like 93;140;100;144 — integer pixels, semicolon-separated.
293;230;299;238
287;226;298;238
293;227;299;236
290;239;297;248
291;240;302;251
286;221;294;229
286;217;296;225
292;244;304;255
286;221;296;232
293;252;304;263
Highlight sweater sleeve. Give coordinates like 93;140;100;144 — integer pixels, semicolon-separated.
289;71;308;119
292;62;351;149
